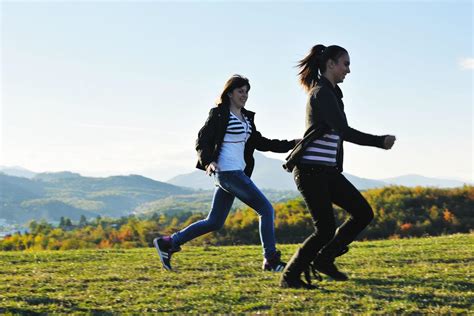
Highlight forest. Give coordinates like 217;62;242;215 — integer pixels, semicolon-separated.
1;185;472;251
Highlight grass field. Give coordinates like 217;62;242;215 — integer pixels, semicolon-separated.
1;234;473;314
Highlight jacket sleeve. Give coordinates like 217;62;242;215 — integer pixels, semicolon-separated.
195;108;218;168
314;88;385;148
344;127;386;148
252;119;296;153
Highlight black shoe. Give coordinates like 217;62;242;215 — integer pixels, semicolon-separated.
304;263;323;285
262;250;286;272
153;236;181;271
336;246;349;257
312;256;348;281
280;274;317;289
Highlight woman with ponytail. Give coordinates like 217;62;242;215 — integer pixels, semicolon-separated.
280;45;396;288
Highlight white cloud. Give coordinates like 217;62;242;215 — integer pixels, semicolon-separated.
459;58;474;70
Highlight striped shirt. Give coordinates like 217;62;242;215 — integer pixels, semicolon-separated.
222;112;252;142
300;129;341;166
217;112;253;171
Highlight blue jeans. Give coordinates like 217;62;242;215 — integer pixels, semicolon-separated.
171;170;277;258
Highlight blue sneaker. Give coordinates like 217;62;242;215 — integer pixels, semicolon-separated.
262;250;286;272
153;236;181;271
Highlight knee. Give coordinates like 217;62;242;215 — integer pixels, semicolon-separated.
205;219;224;232
314;223;336;243
366;207;374;223
357;204;374;226
258;203;274;220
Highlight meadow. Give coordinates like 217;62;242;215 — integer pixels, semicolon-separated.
1;233;472;314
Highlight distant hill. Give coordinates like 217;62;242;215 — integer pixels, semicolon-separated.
133;189;299;217
168;152;386;190
17;199;100;223
380;174;471;188
33;171;82;182
168;153;471;190
0;174;45;202
0;166;37;179
2;162;470;226
0;173;193;224
0;171;301;225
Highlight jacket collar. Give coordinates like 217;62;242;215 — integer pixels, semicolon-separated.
241;107;255;118
319;76;343;99
218;103;255;118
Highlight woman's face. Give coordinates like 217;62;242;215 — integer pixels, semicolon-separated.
329;53;351;83
228;85;249;109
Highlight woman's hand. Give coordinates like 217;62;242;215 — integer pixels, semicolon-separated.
383;135;396;149
206;162;219;176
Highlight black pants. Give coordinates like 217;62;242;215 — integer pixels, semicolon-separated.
294;164;374;261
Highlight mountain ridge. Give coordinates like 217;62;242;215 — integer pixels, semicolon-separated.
1;159;471;226
2;162;470;189
167;153;471;190
0;172;193;225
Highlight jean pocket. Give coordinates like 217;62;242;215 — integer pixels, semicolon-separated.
293;176;301;191
294;168;317;191
293;171;300;183
216;170;252;191
293;167;312;180
293;169;304;190
215;171;231;190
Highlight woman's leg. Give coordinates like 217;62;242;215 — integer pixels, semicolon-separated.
308;172;373;281
320;172;374;254
171;185;235;247
295;168;337;259
155;180;235;271
281;166;336;283
215;170;277;259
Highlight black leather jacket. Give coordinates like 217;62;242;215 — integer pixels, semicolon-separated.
195;104;296;177
284;76;386;172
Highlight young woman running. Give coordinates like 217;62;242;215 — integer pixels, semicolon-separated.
280;45;396;288
154;75;298;272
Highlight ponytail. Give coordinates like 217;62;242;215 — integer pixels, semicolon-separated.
298;44;348;92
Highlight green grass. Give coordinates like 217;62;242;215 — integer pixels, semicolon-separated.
1;234;473;314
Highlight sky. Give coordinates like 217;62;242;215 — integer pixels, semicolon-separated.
1;0;473;182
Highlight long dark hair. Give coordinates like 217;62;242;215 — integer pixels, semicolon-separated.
297;44;348;92
216;74;251;107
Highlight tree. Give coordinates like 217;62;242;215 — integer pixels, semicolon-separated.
59;217;73;230
79;215;88;227
59;217;66;229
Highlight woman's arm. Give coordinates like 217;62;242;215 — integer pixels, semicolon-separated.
344;127;386;148
251;117;297;152
253;131;297;153
315;88;388;149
